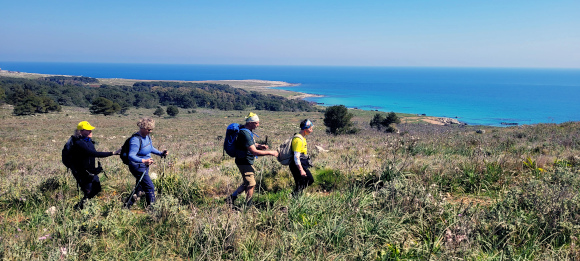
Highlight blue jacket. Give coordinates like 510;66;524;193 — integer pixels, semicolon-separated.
128;133;162;163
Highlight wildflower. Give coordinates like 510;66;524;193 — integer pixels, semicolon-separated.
46;206;57;216
538;168;545;172
17;228;21;232
60;247;68;256
458;214;462;217
38;234;50;240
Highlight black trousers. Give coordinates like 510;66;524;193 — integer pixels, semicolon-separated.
289;158;314;193
72;169;102;208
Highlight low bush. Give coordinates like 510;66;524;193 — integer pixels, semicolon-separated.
314;167;344;191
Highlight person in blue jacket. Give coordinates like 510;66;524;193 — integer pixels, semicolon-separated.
125;117;168;209
71;121;121;209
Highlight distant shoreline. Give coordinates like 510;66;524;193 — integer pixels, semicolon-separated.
0;69;322;100
0;69;462;126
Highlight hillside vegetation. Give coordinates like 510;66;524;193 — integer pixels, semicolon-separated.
1;105;580;260
0;75;315;115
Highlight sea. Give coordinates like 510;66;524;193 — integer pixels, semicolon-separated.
1;61;579;126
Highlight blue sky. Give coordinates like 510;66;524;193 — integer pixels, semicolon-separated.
1;0;578;68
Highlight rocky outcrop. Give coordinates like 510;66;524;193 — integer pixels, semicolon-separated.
315;145;329;153
437;117;466;126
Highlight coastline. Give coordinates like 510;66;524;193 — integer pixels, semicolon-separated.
0;69;320;99
202;80;323;100
0;69;456;126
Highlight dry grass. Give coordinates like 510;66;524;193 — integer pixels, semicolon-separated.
1;103;580;260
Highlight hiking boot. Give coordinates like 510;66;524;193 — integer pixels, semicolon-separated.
132;191;146;202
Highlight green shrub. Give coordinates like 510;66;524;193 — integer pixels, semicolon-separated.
323;105;357;135
314;168;343;191
153;107;165;117
154;173;202;204
11;89;61;115
166;105;179;117
370;112;400;133
89;97;120;115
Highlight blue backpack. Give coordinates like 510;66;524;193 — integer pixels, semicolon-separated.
223;123;257;157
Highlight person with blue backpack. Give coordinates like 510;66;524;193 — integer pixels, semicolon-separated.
124;117;168;209
67;121;121;210
225;112;278;207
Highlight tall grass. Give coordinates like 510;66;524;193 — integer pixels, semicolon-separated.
1;104;580;259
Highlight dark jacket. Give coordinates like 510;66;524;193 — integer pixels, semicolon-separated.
71;136;113;173
234;128;255;165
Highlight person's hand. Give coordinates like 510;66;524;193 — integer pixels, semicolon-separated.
271;150;279;157
113;148;122;155
162;150;168;157
142;158;154;165
300;169;307;177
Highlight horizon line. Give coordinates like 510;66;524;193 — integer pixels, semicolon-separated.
1;61;579;70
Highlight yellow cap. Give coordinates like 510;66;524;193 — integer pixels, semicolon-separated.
77;121;95;131
245;112;259;122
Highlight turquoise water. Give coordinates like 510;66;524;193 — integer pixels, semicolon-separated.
1;62;579;126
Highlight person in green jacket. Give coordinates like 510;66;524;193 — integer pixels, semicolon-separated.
226;112;278;206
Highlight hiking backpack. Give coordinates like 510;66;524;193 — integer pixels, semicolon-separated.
277;134;304;165
120;134;142;165
223;123;256;157
61;136;75;169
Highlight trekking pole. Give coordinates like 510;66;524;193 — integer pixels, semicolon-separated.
124;170;147;208
161;154;167;178
257;167;263;207
69;168;81;199
158;153;167;195
97;161;109;179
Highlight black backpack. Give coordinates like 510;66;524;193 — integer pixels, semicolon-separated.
61;136;76;169
120;134;142;165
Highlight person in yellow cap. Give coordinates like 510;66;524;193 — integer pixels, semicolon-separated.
226;112;278;207
69;121;121;209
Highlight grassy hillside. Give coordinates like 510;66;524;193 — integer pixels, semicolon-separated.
1;104;579;260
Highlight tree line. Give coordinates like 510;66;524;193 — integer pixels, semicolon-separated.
0;76;315;115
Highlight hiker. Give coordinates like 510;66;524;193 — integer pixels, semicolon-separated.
226;112;278;206
125;117;168;209
69;121;121;209
289;119;315;195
